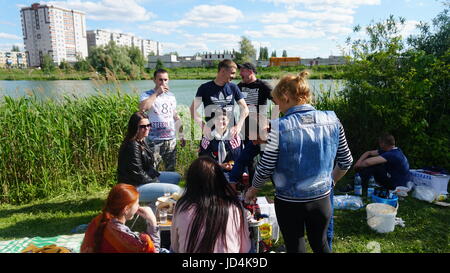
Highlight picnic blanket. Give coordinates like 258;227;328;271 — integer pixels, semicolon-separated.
0;233;84;253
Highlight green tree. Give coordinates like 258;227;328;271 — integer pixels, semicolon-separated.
271;50;277;57
41;54;56;73
59;60;70;70
128;46;146;68
74;56;90;72
88;41;132;75
282;50;288;57
11;45;20;52
336;10;450;169
407;3;449;58
263;47;269;60
234;36;256;64
155;58;164;70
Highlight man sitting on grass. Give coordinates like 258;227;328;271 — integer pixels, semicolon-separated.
352;133;410;190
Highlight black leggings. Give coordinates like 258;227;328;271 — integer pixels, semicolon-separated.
275;195;331;253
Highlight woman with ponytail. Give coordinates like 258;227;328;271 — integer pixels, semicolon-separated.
80;183;160;253
245;71;353;253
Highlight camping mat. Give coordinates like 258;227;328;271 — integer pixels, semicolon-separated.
0;233;84;253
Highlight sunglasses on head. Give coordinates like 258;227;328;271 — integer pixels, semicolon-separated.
139;124;151;129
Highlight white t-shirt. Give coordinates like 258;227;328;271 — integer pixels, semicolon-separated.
139;89;177;140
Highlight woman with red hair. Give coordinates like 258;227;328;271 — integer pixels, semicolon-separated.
80;183;160;253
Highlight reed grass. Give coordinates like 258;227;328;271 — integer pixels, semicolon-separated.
0;91;131;204
0;88;204;204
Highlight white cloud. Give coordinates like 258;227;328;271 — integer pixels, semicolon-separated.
0;43;24;51
245;23;326;39
264;0;380;8
400;20;420;38
44;0;155;22
163;41;211;54
140;5;244;34
141;20;188;34
184;5;244;24
250;1;360;42
260;8;354;24
0;33;22;40
0;21;16;27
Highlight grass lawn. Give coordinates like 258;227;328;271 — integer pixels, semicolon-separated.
0;178;448;253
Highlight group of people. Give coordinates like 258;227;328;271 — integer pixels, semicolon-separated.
80;59;410;253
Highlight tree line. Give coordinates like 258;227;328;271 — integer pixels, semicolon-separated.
40;41;148;79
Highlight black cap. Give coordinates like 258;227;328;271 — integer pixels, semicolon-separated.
237;62;257;74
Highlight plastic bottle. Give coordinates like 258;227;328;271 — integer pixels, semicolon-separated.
242;172;249;186
367;176;376;201
354;173;362;196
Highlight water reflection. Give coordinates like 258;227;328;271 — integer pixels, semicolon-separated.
0;79;343;106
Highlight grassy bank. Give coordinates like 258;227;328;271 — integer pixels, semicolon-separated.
0;178;448;253
0;65;344;81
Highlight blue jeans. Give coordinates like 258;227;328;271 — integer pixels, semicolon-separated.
137;172;182;204
327;187;334;251
229;140;261;183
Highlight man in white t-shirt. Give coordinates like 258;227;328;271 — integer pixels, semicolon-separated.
139;69;185;171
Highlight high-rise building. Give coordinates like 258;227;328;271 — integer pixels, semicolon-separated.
86;29;162;59
20;3;88;67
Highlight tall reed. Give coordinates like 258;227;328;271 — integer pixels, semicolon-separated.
0;91;134;204
0;90;203;204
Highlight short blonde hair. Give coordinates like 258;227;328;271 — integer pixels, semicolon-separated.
271;70;311;103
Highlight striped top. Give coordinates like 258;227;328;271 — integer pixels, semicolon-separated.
253;122;353;202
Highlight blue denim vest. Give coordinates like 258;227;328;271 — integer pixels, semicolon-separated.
272;104;340;200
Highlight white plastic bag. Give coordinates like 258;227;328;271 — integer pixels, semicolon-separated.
412;185;438;203
394;186;411;197
334;195;364;210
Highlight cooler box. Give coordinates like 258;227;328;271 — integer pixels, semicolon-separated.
410;169;449;195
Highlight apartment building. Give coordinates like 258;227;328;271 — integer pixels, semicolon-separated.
0;51;28;68
20;3;88;67
86;29;162;59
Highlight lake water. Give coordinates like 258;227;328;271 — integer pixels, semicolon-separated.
0;79;343;106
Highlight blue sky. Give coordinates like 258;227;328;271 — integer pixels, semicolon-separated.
0;0;446;58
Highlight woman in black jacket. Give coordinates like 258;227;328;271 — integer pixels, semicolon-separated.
118;111;182;203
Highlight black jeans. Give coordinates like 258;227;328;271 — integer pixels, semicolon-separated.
359;164;395;190
275;195;331;253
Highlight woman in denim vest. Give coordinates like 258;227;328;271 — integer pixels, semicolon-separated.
245;71;353;253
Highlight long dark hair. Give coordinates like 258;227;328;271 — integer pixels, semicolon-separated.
94;183;139;252
123;111;148;143
175;156;245;253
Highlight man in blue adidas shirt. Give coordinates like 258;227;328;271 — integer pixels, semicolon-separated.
190;59;249;140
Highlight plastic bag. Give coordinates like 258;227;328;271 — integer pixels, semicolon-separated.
412;185;438;203
334;195;364;210
394;186;411;197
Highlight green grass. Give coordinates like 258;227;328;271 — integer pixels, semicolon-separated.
1;177;448;253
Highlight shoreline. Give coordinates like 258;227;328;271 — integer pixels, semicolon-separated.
0;66;344;81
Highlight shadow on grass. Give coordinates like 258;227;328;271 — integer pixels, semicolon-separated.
0;198;105;240
0;198;105;219
0;215;97;239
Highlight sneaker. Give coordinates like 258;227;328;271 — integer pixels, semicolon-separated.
339;184;354;193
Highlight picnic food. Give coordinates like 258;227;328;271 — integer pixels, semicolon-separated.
156;193;180;213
